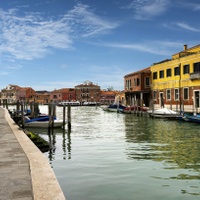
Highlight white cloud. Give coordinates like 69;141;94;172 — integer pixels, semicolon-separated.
93;40;183;56
64;3;119;37
176;22;200;32
163;22;200;32
124;0;170;20
0;3;119;62
0;72;9;75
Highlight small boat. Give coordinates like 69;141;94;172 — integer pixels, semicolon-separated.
24;116;65;128
58;101;80;106
147;108;181;119
82;102;99;106
121;106;148;114
101;104;126;112
182;113;200;123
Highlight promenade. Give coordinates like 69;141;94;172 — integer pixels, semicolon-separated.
0;107;66;200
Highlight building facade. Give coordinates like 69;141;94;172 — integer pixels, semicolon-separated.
50;88;76;103
16;87;36;101
124;67;151;107
75;81;100;103
0;84;21;103
150;44;200;112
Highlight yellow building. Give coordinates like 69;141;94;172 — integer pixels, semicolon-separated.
150;44;200;112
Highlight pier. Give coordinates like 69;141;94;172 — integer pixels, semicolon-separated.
0;107;66;200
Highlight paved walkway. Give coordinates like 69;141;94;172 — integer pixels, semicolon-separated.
0;107;33;200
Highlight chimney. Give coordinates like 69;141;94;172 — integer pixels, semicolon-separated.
183;44;188;51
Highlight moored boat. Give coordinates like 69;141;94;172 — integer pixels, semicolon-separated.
24;115;65;128
182;113;200;123
101;104;126;112
58;101;80;106
82;102;100;106
147;108;181;119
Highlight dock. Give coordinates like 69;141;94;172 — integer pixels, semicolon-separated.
0;107;66;200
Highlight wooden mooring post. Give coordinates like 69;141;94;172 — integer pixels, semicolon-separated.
63;105;66;128
67;104;71;130
20;101;24;129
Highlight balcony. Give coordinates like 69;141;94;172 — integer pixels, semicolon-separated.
190;72;200;80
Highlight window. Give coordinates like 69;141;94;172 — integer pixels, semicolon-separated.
183;64;190;74
134;79;136;86
174;88;179;101
145;77;150;87
153;91;157;100
183;88;189;100
174;66;180;76
159;70;164;78
137;78;140;86
193;62;200;73
166;89;171;100
153;72;157;80
166;69;171;77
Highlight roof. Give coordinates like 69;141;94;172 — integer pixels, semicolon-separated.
51;88;75;93
124;67;150;78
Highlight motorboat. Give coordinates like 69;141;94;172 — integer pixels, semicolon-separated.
147;108;181;119
82;102;100;106
101;104;126;112
182;113;200;123
24;116;65;128
57;101;80;106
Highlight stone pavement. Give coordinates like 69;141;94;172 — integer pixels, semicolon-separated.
0;107;33;200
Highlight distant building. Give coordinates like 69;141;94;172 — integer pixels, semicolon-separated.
50;88;76;103
75;80;100;103
0;84;21;103
16;87;35;101
34;91;50;104
99;90;116;104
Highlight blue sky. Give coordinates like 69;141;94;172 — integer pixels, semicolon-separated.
0;0;200;91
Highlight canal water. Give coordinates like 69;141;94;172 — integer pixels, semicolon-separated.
31;105;200;200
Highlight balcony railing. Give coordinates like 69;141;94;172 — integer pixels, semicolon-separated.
190;72;200;80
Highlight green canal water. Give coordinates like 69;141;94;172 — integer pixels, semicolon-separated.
34;105;200;200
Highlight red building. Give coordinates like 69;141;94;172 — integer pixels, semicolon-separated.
124;67;151;107
16;87;35;101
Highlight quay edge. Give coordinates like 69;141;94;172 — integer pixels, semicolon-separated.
4;107;66;200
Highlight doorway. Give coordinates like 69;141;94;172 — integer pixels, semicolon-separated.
159;92;164;108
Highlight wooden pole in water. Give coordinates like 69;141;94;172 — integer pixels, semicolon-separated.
52;104;56;128
67;104;71;130
21;102;24;129
48;104;52;129
63;105;66;128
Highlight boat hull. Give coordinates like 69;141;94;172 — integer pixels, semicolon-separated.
182;114;200;122
101;104;126;112
24;120;65;128
148;108;180;119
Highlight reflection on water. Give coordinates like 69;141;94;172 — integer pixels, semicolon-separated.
124;115;200;171
29;105;200;199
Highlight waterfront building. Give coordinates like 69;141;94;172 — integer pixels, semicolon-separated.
0;84;21;103
124;68;151;107
75;80;100;103
50;88;76;103
16;87;36;101
150;44;200;112
34;91;50;104
99;90;119;105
